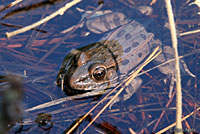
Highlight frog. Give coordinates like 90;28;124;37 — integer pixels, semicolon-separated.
56;6;193;104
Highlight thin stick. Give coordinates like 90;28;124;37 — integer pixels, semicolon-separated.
165;0;183;133
155;107;200;134
179;29;200;36
0;0;23;12
8;0;23;7
153;91;176;131
5;0;82;38
137;50;198;77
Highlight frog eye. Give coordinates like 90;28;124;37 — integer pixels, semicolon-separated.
93;67;106;80
89;63;107;81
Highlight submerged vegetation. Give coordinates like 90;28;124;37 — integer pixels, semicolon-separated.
0;0;199;133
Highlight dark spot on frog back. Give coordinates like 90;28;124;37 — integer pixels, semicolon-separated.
100;15;111;30
125;33;132;40
132;42;139;47
124;47;132;53
131;21;140;28
140;34;146;40
138;52;142;58
113;14;121;26
117;30;125;38
121;59;129;65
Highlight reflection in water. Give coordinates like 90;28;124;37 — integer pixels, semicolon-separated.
63;115;85;134
13;112;53;134
0;75;24;134
86;114;121;134
35;113;53;131
0;0;199;133
63;114;121;134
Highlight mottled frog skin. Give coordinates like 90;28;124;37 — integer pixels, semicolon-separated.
56;7;178;101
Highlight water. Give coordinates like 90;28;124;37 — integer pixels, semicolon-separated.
0;0;200;133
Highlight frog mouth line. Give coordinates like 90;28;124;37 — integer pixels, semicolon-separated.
63;81;92;96
64;76;114;96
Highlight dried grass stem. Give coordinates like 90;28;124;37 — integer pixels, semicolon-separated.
5;0;82;38
165;0;183;133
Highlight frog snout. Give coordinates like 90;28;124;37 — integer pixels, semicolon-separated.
69;74;93;90
69;76;77;89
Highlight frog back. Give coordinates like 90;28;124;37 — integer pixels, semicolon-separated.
100;20;155;75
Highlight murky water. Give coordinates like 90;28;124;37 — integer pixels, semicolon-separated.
0;0;200;133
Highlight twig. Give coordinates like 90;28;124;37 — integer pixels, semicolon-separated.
0;22;46;33
5;0;82;38
137;50;199;77
165;0;183;133
129;128;136;134
153;91;176;131
0;0;23;12
179;29;200;36
155;107;200;134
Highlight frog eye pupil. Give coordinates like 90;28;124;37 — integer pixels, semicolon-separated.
93;67;106;80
